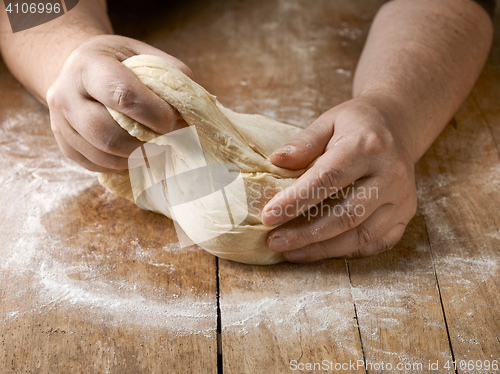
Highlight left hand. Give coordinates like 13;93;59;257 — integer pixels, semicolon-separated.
262;97;418;262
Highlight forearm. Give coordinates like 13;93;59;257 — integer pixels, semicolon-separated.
0;0;112;101
353;0;494;162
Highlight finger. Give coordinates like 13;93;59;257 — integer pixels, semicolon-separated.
52;110;130;171
262;139;369;226
83;57;182;135
125;42;194;80
52;130;117;173
269;111;335;170
345;223;407;258
281;204;397;262
267;179;385;252
64;99;145;158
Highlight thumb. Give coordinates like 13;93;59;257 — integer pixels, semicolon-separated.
270;113;335;170
135;43;194;80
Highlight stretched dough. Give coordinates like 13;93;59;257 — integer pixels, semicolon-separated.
99;55;306;265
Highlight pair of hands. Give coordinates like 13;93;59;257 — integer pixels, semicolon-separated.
47;35;417;262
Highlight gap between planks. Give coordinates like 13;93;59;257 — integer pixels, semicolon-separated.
216;258;224;374
346;259;368;374
424;219;458;374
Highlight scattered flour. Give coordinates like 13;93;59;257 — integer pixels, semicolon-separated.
0;110;215;337
221;287;361;355
335;68;352;78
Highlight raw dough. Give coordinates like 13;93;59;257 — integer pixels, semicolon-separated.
99;55;306;265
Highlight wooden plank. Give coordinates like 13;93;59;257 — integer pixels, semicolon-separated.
415;90;500;371
219;260;365;374
348;212;454;373
399;12;500;371
0;59;218;373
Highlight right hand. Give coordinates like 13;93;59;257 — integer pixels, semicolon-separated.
46;35;193;172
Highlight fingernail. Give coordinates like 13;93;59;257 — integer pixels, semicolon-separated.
285;249;305;261
262;207;282;226
271;145;296;156
268;235;289;252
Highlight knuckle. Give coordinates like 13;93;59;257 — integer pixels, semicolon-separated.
111;83;136;109
49;119;60;135
296;227;317;247
376;236;396;254
408;194;418;218
390;159;411;181
101;133;123;153
378;237;393;252
315;166;341;192
46;85;64;109
363;131;387;157
295;132;316;150
315;241;332;260
337;206;357;231
65;46;87;68
46;86;57;107
356;224;376;248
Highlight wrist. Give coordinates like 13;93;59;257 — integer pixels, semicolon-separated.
353;93;417;163
0;0;113;101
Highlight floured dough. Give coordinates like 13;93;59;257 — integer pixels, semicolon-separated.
99;55;306;265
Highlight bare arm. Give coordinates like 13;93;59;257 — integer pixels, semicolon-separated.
0;0;112;101
263;0;494;262
0;1;191;172
353;0;494;162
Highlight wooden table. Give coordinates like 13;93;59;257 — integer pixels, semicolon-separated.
1;1;498;373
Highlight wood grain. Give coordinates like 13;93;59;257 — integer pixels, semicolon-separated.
348;213;455;373
415;96;500;373
0;60;218;374
413;12;500;371
0;0;499;373
219;260;364;374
